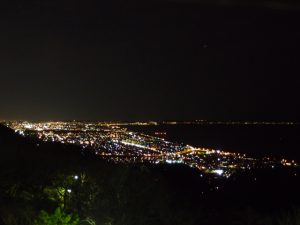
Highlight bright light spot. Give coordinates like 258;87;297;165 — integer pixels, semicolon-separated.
213;169;224;176
166;159;183;164
74;175;79;180
67;189;72;193
24;124;33;129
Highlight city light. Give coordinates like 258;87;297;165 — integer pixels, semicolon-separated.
6;121;298;178
213;169;224;176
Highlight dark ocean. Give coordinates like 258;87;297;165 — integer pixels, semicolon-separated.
125;124;300;161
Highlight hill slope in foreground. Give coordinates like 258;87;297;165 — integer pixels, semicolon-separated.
1;124;300;225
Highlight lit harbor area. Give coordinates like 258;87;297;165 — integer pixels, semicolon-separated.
6;121;298;177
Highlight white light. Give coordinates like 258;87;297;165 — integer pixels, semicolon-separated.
67;189;72;193
213;169;224;176
74;175;79;180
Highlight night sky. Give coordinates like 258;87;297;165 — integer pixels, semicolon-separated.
0;0;299;121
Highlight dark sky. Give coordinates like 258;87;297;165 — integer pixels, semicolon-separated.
0;0;299;121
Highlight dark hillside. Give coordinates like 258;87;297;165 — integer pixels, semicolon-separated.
1;124;300;225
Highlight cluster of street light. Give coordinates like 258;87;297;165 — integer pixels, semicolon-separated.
6;121;298;178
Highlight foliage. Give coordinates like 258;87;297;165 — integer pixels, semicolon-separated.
34;207;80;225
79;218;97;225
2;125;300;225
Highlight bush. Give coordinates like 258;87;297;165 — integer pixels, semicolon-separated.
34;207;80;225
